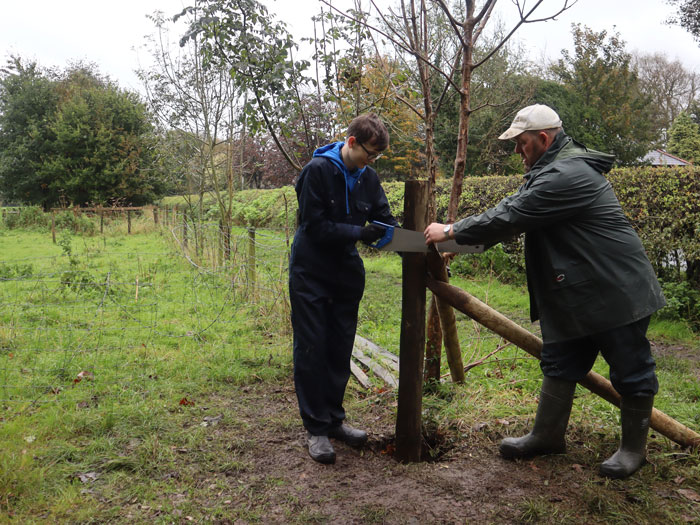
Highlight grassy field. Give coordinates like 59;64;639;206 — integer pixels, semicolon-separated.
1;218;699;523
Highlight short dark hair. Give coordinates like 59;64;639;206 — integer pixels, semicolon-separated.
347;113;389;151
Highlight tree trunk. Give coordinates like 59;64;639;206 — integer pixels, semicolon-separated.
446;22;474;223
426;250;465;382
424;295;442;383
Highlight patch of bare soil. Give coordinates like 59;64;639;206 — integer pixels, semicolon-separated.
170;375;699;525
652;340;700;380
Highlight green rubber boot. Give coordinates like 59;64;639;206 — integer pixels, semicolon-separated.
599;395;654;479
499;376;576;459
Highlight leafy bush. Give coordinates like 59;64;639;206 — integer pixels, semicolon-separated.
610;166;700;286
54;211;97;235
657;279;700;329
450;242;526;285
0;263;34;279
3;207;97;234
3;206;50;229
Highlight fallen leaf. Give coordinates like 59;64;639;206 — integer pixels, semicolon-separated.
23;435;35;443
471;422;488;431
677;488;700;502
496;419;510;426
674;476;686;485
571;464;584;472
528;462;539;472
179;397;195;407
77;472;99;483
382;443;396;456
202;415;223;427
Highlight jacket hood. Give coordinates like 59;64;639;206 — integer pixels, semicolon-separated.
530;131;615;176
313;141;367;214
313;141;347;174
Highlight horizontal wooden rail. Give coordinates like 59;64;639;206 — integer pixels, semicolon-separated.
427;277;700;449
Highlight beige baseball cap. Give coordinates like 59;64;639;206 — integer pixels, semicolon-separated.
498;104;562;140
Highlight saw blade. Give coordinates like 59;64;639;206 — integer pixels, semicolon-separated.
372;224;484;254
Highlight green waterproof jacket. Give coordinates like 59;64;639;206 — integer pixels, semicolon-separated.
452;131;666;343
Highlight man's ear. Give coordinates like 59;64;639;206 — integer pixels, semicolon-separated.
538;130;553;148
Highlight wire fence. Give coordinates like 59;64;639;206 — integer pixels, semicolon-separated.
1;208;542;412
0;215;292;412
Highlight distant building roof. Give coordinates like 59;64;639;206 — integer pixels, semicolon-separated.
642;149;692;166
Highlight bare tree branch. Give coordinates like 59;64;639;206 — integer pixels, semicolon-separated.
473;0;576;70
433;0;470;51
320;0;461;92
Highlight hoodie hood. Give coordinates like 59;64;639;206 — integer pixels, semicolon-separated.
531;131;615;176
313;141;367;213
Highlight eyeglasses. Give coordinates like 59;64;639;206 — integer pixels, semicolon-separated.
357;141;383;161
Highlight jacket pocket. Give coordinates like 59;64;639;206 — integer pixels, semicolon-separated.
354;199;371;215
546;263;597;308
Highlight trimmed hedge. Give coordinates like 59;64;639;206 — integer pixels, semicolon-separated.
178;166;700;287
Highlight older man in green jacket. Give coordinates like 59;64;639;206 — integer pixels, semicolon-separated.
425;104;666;479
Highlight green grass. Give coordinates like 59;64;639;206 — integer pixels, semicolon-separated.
1;220;699;523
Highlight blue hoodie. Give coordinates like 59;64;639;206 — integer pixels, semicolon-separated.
313;141;367;214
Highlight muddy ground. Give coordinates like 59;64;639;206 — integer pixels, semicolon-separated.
125;342;700;524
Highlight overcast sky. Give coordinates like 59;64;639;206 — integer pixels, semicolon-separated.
2;0;699;94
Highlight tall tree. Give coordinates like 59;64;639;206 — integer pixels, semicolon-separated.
179;0;312;172
634;52;699;141
0;59;162;208
140;5;241;256
0;57;59;207
667;111;700;163
42;65;161;207
549;24;658;164
433;0;573;222
666;0;700;42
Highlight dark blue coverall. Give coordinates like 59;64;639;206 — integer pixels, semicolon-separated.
289;153;396;436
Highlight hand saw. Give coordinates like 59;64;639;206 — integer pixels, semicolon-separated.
369;221;484;254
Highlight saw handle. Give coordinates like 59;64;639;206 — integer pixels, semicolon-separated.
368;221;394;249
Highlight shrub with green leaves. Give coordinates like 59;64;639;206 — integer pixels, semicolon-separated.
3;206;50;229
54;210;97;235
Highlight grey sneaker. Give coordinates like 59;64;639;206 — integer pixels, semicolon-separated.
328;424;368;447
307;433;336;464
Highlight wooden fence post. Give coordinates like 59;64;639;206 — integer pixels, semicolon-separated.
395;180;429;463
247;227;256;294
127;210;132;234
182;208;188;249
51;211;56;244
153;206;159;225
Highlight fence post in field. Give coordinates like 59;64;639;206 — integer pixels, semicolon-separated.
99;206;104;234
127;210;132;234
51;211;56;244
247;226;256;295
182;208;188;249
165;206;169;226
153;206;159;226
395;180;429;463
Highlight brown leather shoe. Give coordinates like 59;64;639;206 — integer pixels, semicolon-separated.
328;424;368;447
307;433;336;464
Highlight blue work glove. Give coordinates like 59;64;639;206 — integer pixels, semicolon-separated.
359;223;386;244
